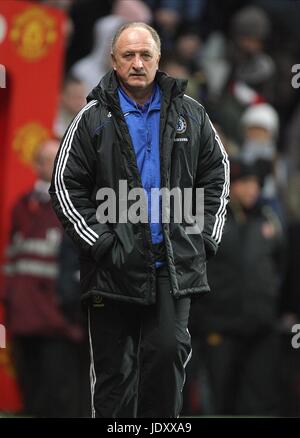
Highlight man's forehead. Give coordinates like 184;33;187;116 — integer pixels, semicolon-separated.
116;28;157;51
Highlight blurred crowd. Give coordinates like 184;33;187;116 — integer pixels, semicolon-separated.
2;0;300;417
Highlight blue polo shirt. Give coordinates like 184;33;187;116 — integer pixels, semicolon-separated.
118;84;163;247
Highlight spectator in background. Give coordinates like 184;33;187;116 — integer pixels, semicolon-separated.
202;4;275;103
65;0;113;71
175;28;203;75
279;172;300;416
279;217;300;416
229;5;275;101
70;0;152;92
70;15;126;93
3;139;84;417
53;75;87;139
285;101;300;176
145;0;206;50
191;158;284;416
56;233;91;417
172;27;210;103
159;51;206;102
206;5;276;145
240;103;286;225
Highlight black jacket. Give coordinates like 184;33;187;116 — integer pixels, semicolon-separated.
49;70;229;305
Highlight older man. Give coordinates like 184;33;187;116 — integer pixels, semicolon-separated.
50;22;229;418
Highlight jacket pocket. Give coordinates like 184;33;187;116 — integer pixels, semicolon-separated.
170;223;206;267
169;223;208;291
101;229;145;271
95;228;151;302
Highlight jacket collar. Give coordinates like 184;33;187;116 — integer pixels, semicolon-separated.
87;69;188;108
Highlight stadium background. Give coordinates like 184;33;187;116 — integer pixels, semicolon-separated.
0;0;300;417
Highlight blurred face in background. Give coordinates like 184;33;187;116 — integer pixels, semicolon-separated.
176;34;202;62
162;61;190;79
242;125;275;177
231;176;260;209
245;125;272;141
236;36;263;55
61;80;86;115
111;27;160;101
34;140;59;183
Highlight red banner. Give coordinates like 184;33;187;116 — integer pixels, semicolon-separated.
0;0;66;412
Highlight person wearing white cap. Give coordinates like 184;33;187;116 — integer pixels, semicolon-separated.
242;103;279;138
240;103;286;224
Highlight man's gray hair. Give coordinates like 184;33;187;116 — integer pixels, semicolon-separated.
111;22;161;54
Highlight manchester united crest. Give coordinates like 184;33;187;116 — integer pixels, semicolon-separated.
9;7;57;61
13;122;49;164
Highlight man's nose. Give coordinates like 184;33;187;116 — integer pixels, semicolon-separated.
132;55;143;69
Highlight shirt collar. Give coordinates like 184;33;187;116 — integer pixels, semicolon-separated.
118;83;161;113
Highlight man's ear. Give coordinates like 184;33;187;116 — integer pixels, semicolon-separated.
111;52;116;70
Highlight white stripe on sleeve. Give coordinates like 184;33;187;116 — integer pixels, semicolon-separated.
208;118;230;244
184;95;230;245
54;100;99;246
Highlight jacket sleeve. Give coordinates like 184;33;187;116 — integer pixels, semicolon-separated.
195;108;230;258
49;101;115;262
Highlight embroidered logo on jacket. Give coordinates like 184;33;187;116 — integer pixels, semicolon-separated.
93;295;105;308
176;116;187;134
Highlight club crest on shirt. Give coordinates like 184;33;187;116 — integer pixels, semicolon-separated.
176;116;187;134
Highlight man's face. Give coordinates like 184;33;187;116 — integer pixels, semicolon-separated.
111;27;160;96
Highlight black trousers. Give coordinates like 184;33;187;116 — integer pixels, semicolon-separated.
88;266;192;418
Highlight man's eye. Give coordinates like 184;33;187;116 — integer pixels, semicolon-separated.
143;54;151;59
